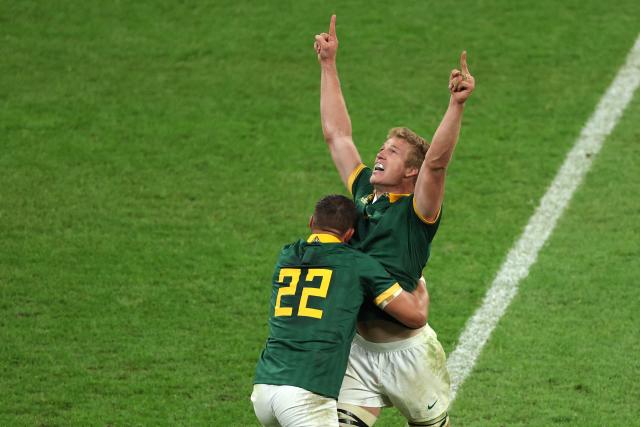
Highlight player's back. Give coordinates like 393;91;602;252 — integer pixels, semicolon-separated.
255;235;376;399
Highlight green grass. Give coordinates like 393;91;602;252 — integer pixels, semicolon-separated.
1;0;639;425
451;93;640;427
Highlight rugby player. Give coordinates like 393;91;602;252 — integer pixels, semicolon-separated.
252;195;431;427
314;15;475;427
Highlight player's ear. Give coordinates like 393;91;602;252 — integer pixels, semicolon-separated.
309;215;314;230
405;166;419;179
342;228;355;242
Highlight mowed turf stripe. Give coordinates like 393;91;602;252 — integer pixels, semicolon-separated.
446;33;640;400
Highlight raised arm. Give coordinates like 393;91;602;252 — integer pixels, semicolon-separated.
314;15;362;188
383;278;429;329
414;51;475;222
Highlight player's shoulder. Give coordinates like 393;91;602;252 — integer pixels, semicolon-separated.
349;164;373;198
390;192;414;204
281;239;303;252
348;248;383;269
392;193;443;227
324;243;363;263
276;239;306;262
386;193;416;215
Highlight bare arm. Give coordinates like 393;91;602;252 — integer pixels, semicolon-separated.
383;278;429;329
315;15;362;188
414;51;475;222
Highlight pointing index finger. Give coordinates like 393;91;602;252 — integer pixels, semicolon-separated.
460;50;470;75
329;14;336;38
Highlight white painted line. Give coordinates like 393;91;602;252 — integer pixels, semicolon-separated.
447;33;640;401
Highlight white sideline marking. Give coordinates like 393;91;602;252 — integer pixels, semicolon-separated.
447;34;640;401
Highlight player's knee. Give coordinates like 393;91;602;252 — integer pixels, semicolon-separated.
337;403;378;426
407;411;449;427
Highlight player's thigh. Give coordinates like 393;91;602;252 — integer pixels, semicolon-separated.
383;326;451;424
251;384;281;427
262;384;339;427
338;338;389;409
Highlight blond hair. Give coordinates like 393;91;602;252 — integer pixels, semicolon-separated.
387;127;430;170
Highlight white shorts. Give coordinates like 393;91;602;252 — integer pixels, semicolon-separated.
251;384;339;427
338;324;451;423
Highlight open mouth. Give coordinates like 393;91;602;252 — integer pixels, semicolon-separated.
374;162;385;172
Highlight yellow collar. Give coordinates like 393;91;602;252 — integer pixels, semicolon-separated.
388;193;411;203
307;233;342;243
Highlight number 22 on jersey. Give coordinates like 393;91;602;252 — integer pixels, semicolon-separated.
274;268;333;319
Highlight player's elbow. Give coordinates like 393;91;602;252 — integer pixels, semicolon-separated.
424;147;455;171
424;156;449;172
323;130;348;146
405;310;427;329
323;133;338;145
408;293;429;328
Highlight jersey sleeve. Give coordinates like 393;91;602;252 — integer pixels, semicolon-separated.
347;164;373;200
358;253;403;310
409;194;442;242
412;195;442;225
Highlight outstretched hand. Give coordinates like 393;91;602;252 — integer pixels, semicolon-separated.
314;15;338;63
449;51;475;104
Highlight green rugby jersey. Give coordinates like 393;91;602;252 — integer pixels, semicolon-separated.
348;164;441;324
254;233;402;399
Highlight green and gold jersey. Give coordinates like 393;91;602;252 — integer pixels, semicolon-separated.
254;233;402;399
348;164;441;324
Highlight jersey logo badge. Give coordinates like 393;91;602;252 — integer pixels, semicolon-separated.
360;194;374;205
427;400;438;410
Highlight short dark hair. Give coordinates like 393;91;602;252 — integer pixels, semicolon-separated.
312;195;358;234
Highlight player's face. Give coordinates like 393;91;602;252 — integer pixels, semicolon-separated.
370;137;412;188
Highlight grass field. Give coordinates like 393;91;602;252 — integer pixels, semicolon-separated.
2;1;639;425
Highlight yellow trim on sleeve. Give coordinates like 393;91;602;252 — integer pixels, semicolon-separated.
413;196;441;224
307;233;342;243
347;163;367;196
374;283;402;309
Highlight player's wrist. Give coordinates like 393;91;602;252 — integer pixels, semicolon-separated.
449;97;466;108
320;59;337;69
